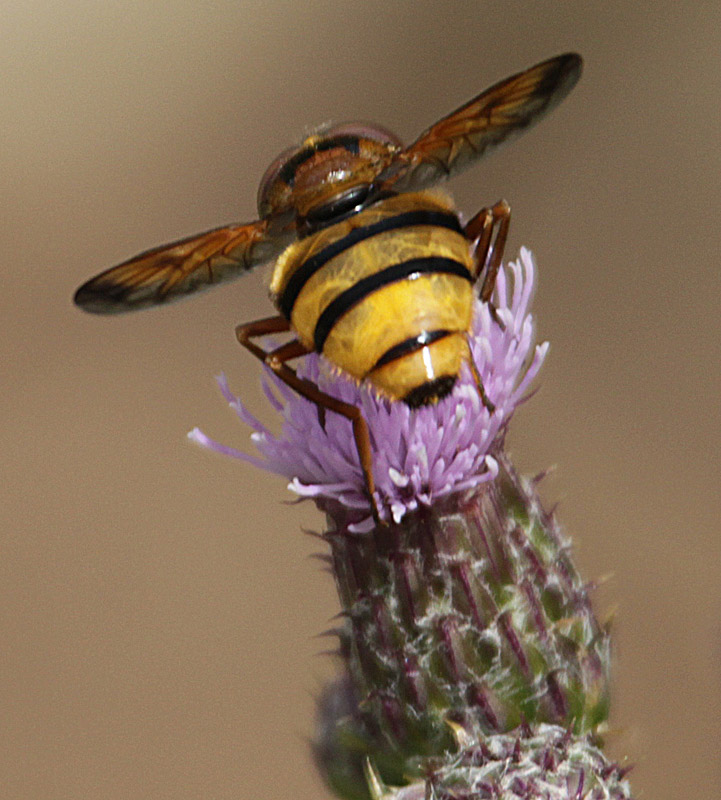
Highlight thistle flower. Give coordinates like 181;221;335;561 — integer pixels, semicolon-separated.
190;249;623;800
189;247;546;531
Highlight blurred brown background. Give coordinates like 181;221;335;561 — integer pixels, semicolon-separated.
3;2;719;798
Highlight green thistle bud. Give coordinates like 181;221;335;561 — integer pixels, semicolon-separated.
313;455;611;795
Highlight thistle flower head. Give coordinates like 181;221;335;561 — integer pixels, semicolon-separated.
190;248;546;529
189;246;619;799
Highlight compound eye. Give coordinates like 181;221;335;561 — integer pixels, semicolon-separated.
324;121;404;149
257;143;298;217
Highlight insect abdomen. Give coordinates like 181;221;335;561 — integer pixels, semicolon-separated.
270;191;475;403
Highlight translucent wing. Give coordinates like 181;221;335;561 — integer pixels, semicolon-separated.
74;218;290;314
380;53;582;192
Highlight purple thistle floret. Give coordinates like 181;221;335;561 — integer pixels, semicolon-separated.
189;248;547;531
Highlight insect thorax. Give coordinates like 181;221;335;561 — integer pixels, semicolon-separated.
270;190;475;404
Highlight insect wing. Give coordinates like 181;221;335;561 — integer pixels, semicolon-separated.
74;219;289;314
381;52;582;192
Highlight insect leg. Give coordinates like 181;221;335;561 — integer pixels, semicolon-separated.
464;200;511;302
464;333;496;414
236;316;325;426
236;317;382;525
464;208;494;279
462;203;510;411
235;314;292;353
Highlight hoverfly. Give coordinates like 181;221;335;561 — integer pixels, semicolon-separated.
75;53;582;522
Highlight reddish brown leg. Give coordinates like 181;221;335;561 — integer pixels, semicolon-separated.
235;314;291;357
464;200;511;302
464;207;494;268
236;316;382;525
463;204;511;413
464;333;495;414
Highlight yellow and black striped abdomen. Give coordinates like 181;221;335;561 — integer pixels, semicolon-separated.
270;191;475;404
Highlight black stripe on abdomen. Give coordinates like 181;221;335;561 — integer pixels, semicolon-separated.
371;329;452;372
313;256;472;353
279;209;464;319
